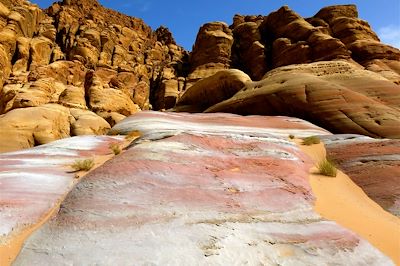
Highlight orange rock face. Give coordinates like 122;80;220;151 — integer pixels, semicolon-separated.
203;61;400;138
173;4;400;138
0;0;186;152
1;1;400;153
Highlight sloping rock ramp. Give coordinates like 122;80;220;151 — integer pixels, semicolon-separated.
0;135;126;264
7;112;395;265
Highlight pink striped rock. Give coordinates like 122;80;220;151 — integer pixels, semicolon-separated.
14;112;392;265
0;136;125;243
323;134;400;217
109;111;331;138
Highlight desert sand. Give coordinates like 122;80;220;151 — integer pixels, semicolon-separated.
297;140;400;265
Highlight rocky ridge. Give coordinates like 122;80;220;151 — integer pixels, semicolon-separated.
0;1;399;149
175;5;400;138
1;111;397;265
0;0;186;152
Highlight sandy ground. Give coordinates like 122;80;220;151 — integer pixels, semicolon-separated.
0;137;135;266
296;139;400;265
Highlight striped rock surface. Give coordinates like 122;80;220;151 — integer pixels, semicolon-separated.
0;136;125;245
323;134;400;217
13;112;393;265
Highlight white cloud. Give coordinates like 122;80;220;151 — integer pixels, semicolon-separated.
139;2;150;12
377;25;400;48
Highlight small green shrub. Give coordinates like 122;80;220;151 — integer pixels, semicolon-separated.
318;159;337;177
302;136;321;145
71;159;94;171
289;134;295;139
109;143;121;155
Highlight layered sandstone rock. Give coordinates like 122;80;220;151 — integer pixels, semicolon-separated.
0;104;72;152
184;22;235;91
323;134;400;217
0;0;186;151
1;1;400;153
259;5;351;68
173;4;400;139
314;5;400;83
0;134;127;264
11;112;394;265
176;69;251;112
231;22;267;80
190;22;233;71
204;61;400;138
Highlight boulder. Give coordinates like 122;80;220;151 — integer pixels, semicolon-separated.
70;108;110;135
88;85;140;116
96;111;126;127
58;85;87;109
176;69;251;112
0;104;71;152
205;61;400;138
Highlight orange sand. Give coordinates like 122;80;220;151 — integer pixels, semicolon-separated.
0;197;62;266
297;140;400;265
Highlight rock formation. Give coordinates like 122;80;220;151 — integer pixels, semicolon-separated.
0;0;185;152
323;134;400;217
174;5;400;138
0;1;400;145
204;61;400;138
3;111;397;265
1;2;399;265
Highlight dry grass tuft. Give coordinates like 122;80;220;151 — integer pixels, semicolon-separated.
71;159;95;171
109;143;121;155
125;130;142;140
302;136;321;145
289;134;295;139
318;159;338;177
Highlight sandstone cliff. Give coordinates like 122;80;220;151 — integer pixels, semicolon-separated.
0;0;186;152
0;1;399;152
176;5;400;139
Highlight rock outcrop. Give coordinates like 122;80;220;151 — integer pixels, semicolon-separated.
1;1;400;150
176;69;251;112
6;111;395;265
0;0;185;152
202;61;400;138
171;4;400;138
0;134;127;264
323;134;400;217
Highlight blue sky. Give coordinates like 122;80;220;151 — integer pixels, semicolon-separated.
32;0;400;50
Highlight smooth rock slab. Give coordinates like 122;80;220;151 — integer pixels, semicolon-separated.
15;113;392;265
0;135;124;241
323;134;400;217
109;111;331;138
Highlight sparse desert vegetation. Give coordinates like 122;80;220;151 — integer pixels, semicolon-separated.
302;136;321;145
317;159;338;177
71;159;95;171
109;143;121;155
289;134;295;139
